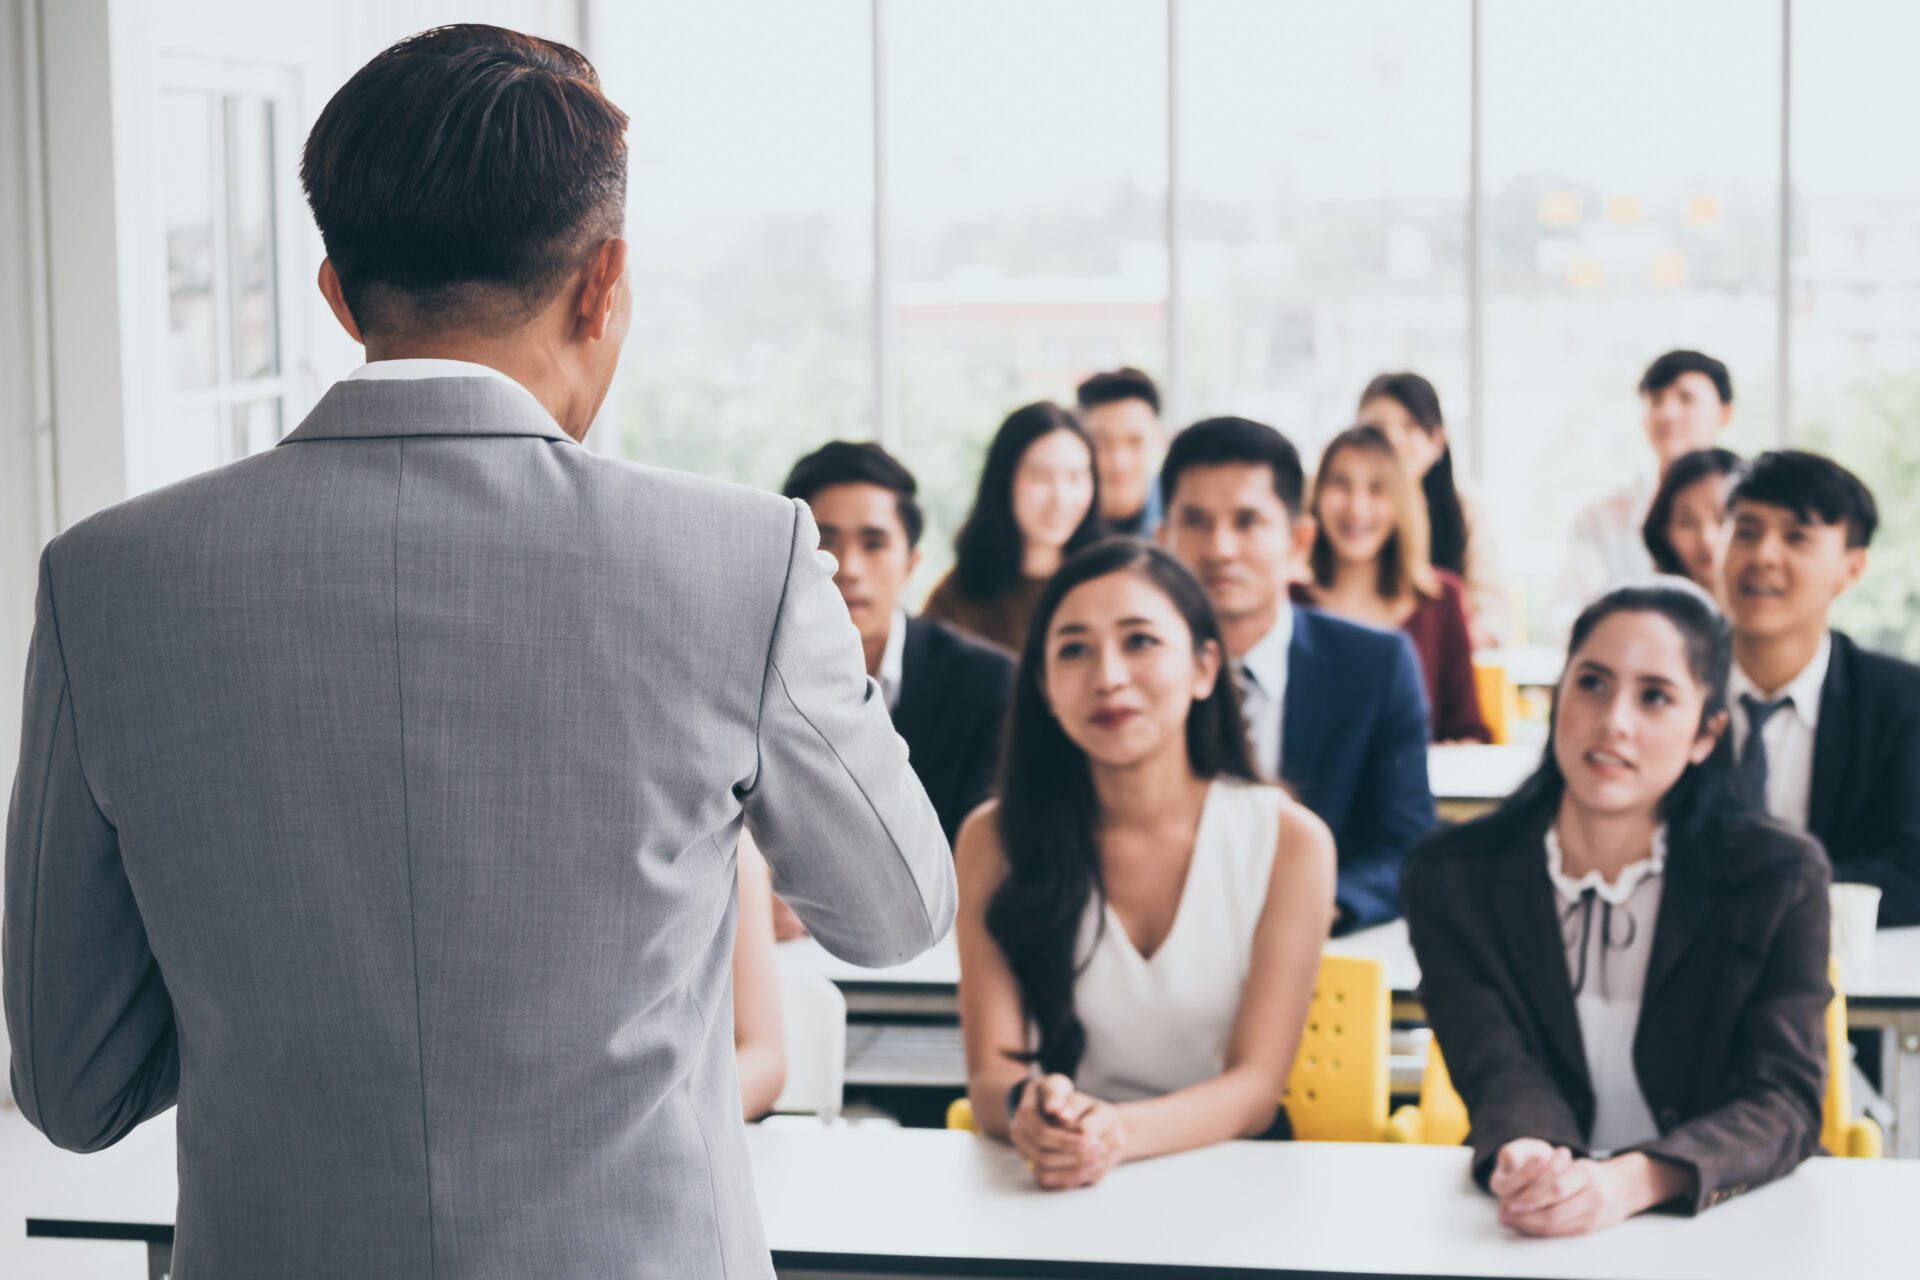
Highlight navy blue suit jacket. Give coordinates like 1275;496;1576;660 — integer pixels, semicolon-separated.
1278;606;1436;931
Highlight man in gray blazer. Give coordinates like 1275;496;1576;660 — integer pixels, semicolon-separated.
4;26;953;1279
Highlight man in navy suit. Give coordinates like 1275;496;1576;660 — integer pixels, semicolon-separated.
1160;417;1435;932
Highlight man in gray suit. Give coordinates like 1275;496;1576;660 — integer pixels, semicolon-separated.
4;26;953;1278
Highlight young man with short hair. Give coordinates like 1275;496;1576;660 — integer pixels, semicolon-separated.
782;441;1016;843
1158;417;1436;932
1077;366;1166;536
1550;349;1736;635
1723;450;1920;926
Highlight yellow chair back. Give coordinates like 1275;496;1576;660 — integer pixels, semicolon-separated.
1282;954;1391;1141
947;1095;977;1132
1472;661;1516;745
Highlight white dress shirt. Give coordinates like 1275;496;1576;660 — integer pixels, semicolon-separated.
1546;823;1668;1155
1729;633;1831;831
877;608;908;713
1547;473;1660;640
346;357;548;413
1233;606;1293;780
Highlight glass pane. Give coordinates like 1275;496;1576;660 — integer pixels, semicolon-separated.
227;96;280;381
161;404;225;487
163;89;220;390
230;397;284;459
594;1;874;492
1790;2;1920;657
1179;0;1470;458
885;0;1167;557
1482;0;1781;638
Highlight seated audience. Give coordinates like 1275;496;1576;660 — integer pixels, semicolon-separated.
1159;417;1435;931
1302;424;1491;744
1642;447;1745;607
1077;366;1166;536
732;836;785;1120
925;402;1101;652
783;441;1016;843
1723;450;1920;925
1358;372;1509;648
1406;580;1830;1234
1549;350;1735;636
955;540;1334;1189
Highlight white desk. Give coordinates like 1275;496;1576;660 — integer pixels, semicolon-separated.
1482;644;1565;690
749;1124;1913;1278
1428;744;1537;814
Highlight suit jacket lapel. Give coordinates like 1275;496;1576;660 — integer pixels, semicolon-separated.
1281;607;1325;787
1492;813;1590;1094
1806;631;1853;845
892;616;936;744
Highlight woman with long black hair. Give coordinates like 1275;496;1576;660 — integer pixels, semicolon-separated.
1404;580;1830;1235
924;402;1102;652
954;540;1334;1190
1358;372;1509;648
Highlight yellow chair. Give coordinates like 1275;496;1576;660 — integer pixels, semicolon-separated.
1281;954;1393;1141
1385;1036;1467;1145
1472;661;1516;746
1823;965;1883;1158
947;1095;977;1133
1387;975;1882;1157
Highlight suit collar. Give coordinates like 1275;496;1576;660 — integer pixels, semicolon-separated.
278;376;575;446
1807;629;1855;841
1279;606;1324;782
893;616;939;736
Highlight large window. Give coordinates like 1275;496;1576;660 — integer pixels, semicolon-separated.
1791;1;1920;655
593;2;874;493
593;0;1913;642
150;59;296;493
1479;0;1783;625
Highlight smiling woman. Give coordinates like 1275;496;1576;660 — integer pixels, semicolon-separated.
952;539;1335;1190
1404;580;1832;1235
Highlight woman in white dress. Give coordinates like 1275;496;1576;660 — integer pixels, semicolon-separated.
954;540;1336;1191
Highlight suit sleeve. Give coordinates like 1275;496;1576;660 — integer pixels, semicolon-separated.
1333;634;1436;931
1402;851;1588;1185
1632;858;1831;1214
5;547;179;1151
1829;704;1920;927
739;502;955;966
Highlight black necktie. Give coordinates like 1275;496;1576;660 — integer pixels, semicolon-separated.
1740;694;1793;805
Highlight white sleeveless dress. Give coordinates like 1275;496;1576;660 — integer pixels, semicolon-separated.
1070;778;1286;1103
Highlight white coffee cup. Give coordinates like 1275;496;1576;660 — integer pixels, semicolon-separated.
1830;883;1882;987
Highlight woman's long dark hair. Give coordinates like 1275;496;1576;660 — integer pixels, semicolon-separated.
952;402;1103;601
986;539;1259;1077
1643;447;1746;579
1488;581;1753;899
1359;373;1469;577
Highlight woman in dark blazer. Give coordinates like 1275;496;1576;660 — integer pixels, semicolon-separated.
1404;580;1830;1236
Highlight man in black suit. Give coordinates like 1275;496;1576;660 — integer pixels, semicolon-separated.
783;442;1016;845
1723;449;1920;926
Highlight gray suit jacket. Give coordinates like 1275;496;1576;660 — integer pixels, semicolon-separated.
4;376;954;1278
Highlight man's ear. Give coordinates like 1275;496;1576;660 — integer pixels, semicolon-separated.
317;259;363;345
907;546;924;579
1840;545;1869;595
1290;513;1318;564
577;237;629;341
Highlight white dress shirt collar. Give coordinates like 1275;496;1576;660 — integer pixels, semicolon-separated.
1545;822;1669;907
346;358;547;413
1730;631;1831;736
1238;604;1293;702
878;609;908;712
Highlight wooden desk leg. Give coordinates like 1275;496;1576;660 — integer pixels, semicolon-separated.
148;1241;172;1280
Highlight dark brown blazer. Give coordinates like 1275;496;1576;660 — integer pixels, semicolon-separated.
1403;801;1831;1215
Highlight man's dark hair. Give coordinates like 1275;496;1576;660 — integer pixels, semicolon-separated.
301;25;629;337
1728;449;1878;549
1160;417;1305;517
1640;349;1733;405
781;441;925;549
1075;366;1161;416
